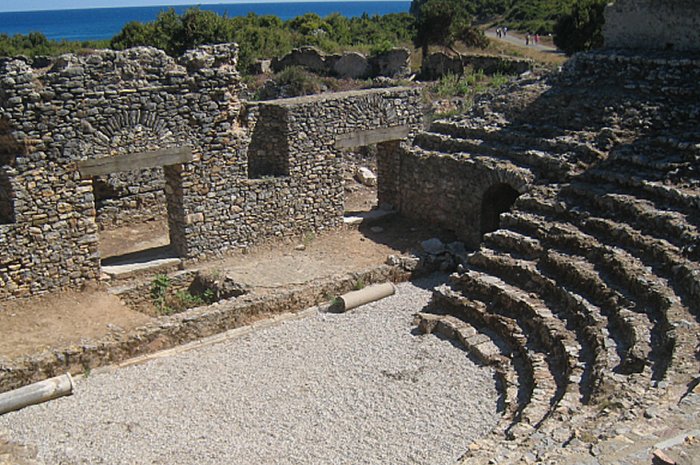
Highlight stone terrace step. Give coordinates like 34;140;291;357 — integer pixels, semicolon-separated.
482;229;543;260
413;131;576;180
499;211;658;374
406;145;537;185
579;216;700;321
415;309;520;420
562;182;700;252
450;270;581;428
513;188;700;323
563;50;700;95
428;120;603;162
432;285;559;437
467;247;619;401
584;169;700;209
505;205;690;382
431;288;533;430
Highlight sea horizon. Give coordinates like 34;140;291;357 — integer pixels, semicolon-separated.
0;1;412;42
3;0;409;14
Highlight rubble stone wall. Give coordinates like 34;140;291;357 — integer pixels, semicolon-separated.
180;87;424;259
604;0;700;52
377;151;531;248
421;52;532;81
271;46;412;79
0;44;422;300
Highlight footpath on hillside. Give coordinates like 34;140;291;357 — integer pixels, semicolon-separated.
485;28;559;53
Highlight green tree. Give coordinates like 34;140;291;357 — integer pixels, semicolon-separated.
410;0;481;57
553;0;606;55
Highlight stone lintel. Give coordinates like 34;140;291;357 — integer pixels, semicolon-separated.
77;147;193;177
335;126;410;149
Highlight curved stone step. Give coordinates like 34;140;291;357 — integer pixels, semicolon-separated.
428;120;603;162
433;284;562;437
467;246;622;400
584;169;700;212
606;150;698;180
482;229;543;260
579;216;700;321
512;188;700;324
413;131;576;179
431;288;534;430
450;270;581;428
499;211;659;373
562;182;700;253
415;305;519;420
506;206;691;381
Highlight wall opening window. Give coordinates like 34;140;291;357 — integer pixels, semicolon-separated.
247;106;289;178
0;166;15;224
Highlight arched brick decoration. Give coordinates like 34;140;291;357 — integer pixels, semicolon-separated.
80;111;192;230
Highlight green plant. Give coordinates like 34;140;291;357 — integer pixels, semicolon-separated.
354;279;366;291
434;73;471;98
369;39;395;56
273;66;322;97
302;231;317;246
174;290;206;307
150;274;171;314
554;0;606;55
201;288;216;304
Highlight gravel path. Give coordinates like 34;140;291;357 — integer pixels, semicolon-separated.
0;277;500;465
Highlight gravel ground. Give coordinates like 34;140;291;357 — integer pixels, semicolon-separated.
0;276;500;465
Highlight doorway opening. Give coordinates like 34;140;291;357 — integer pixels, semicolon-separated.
480;183;520;238
78;147;192;277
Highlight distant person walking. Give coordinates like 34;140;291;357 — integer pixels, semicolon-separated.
503;27;508;36
525;34;530;46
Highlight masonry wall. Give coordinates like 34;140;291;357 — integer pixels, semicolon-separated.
378;150;531;248
180;87;424;259
604;0;700;52
0;44;422;300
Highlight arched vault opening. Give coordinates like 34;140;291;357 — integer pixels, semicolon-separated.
480;183;520;238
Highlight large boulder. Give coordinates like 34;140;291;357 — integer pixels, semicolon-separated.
421;52;463;80
272;46;329;74
370;48;411;78
333;52;370;79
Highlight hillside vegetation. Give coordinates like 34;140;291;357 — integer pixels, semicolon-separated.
0;0;603;65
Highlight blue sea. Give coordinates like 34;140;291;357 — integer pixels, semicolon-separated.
0;2;411;42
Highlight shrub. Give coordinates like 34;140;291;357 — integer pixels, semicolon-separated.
554;0;606;55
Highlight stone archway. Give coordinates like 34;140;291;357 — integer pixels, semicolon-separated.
480;183;520;238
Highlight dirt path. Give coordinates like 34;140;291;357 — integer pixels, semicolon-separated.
0;290;151;359
486;29;559;53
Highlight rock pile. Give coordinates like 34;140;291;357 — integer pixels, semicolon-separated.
271;46;412;79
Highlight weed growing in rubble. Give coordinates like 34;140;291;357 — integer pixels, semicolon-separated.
354;279;366;290
151;274;172;315
303;231;316;247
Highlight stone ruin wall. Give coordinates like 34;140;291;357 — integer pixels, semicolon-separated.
377;151;532;249
0;44;423;300
604;0;700;52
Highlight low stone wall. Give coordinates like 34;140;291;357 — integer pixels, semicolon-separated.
421;52;533;80
271;46;412;79
604;0;700;52
0;264;410;394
